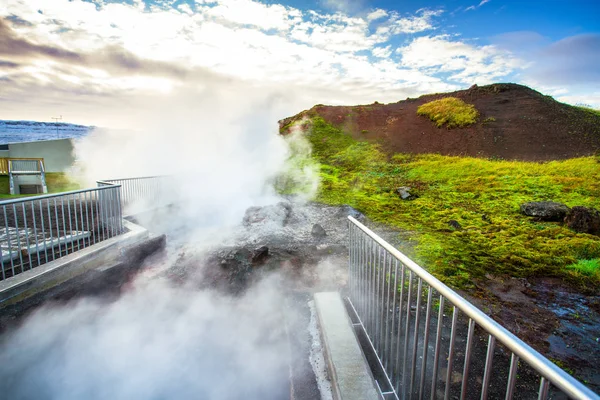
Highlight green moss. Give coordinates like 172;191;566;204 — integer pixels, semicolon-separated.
294;116;600;291
567;259;600;277
417;97;479;128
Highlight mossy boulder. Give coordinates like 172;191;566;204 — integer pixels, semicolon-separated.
520;201;570;221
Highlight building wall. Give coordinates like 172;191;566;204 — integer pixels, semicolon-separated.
8;139;74;172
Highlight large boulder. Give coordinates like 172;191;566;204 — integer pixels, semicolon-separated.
242;202;292;226
520;201;570;221
564;206;600;235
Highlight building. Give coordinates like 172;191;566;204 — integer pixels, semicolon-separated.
0;138;75;194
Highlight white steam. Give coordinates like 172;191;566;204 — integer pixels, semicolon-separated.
0;276;293;399
0;77;334;399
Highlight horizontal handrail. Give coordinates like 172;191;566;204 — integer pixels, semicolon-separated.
347;215;598;399
0;185;121;206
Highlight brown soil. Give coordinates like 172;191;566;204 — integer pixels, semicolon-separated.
281;83;600;161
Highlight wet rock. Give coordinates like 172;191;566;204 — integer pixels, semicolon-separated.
243;202;292;226
336;205;365;221
564;206;600;235
311;224;327;238
520;201;570;221
396;186;417;200
448;220;462;230
252;246;269;265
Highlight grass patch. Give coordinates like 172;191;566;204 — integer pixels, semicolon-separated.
288;116;600;290
417;97;479;128
567;259;600;278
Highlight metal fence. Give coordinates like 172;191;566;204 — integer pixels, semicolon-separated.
347;216;599;400
98;176;172;215
0;185;123;281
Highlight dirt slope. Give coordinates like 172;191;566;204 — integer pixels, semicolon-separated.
281;83;600;161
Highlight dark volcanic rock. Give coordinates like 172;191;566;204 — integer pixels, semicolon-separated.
564;206;600;235
520;201;570;221
448;220;462;230
336;205;365;221
252;246;269;265
311;224;327;238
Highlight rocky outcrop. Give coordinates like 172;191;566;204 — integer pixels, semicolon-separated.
520;201;570;221
564;206;600;236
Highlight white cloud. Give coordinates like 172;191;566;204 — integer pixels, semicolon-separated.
372;45;392;58
0;0;526;124
397;35;523;84
465;0;491;12
367;9;388;22
390;9;442;34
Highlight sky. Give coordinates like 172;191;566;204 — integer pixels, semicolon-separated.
0;0;599;128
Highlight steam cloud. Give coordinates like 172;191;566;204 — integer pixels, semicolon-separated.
0;78;328;398
0;277;292;399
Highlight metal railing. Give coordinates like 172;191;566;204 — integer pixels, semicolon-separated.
347;216;599;400
0;157;44;175
0;185;123;281
98;176;172;215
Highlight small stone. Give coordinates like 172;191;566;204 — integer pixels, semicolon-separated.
448;220;462;230
396;186;417;200
251;246;269;265
311;224;327;238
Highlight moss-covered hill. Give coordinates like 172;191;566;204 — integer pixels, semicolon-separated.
280;83;600;161
278;116;600;292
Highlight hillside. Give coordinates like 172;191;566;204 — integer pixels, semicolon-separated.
280;83;600;161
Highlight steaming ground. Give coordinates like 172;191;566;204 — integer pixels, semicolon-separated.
0;200;371;400
0;275;297;399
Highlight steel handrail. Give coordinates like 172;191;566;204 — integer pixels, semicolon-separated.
0;184;121;206
348;215;599;399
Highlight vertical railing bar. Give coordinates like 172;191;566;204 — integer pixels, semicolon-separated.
39;200;48;262
22;203;31;270
378;246;386;356
61;197;67;256
66;195;73;254
4;205;15;277
460;318;476;400
31;202;40;269
537;377;549;400
376;244;382;354
90;191;97;245
410;277;423;397
13;204;24;272
384;250;392;375
84;191;90;247
49;199;57;260
73;194;80;251
394;262;406;391
369;239;376;337
401;270;414;397
418;286;433;400
480;335;496;400
505;354;519;400
431;295;445;400
387;258;398;375
444;306;459;400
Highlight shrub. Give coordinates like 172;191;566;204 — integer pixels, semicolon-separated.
417;97;479;128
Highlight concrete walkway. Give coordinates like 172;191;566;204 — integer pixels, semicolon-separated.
314;292;379;400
